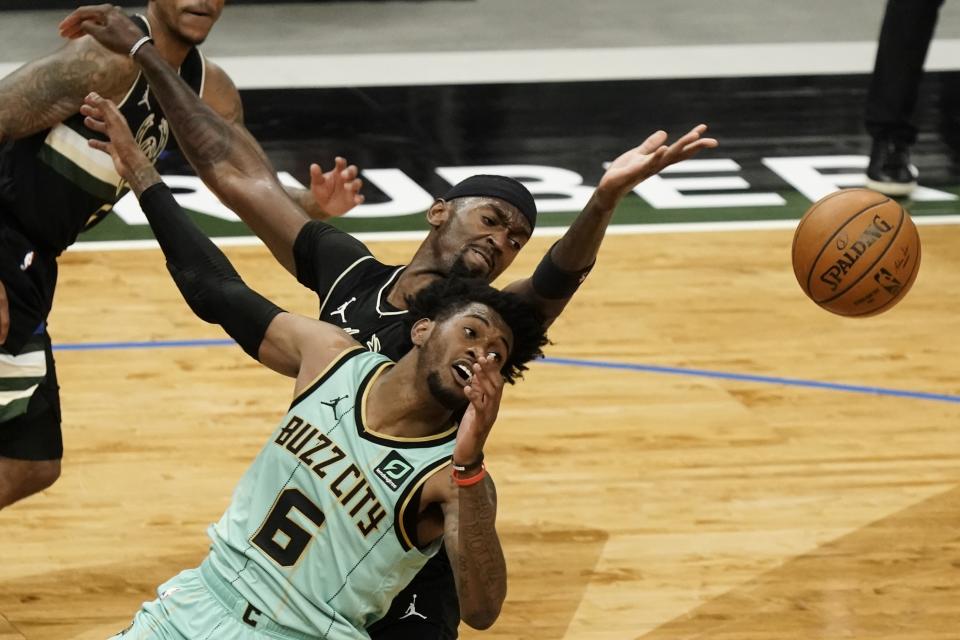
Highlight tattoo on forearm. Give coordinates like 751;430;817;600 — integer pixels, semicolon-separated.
0;47;130;141
457;479;506;599
127;163;162;197
138;50;236;168
178;110;235;168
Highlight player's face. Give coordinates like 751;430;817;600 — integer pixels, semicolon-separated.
440;198;532;281
421;303;513;410
150;0;225;46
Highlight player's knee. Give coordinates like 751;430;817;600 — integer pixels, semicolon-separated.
32;459;61;492
462;605;501;630
0;459;61;509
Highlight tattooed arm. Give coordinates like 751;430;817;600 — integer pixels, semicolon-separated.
203;60;364;219
421;355;508;629
444;474;506;629
420;467;506;630
0;35;134;144
62;6;364;273
133;45;310;273
193;59;316;273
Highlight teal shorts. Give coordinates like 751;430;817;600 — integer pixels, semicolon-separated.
109;565;319;640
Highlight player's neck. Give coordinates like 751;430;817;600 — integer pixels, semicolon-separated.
386;249;454;309
144;10;194;69
385;264;439;310
364;359;454;438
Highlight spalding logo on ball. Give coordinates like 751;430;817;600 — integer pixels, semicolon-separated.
791;188;921;316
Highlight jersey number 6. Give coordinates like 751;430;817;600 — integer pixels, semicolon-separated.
251;488;326;566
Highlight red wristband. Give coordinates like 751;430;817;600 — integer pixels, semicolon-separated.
452;464;487;487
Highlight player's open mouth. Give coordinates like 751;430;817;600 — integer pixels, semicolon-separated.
184;8;212;17
452;362;473;385
468;247;493;270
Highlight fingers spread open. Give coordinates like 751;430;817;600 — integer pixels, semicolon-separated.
83;115;107;134
58;6;107;37
87;138;110;153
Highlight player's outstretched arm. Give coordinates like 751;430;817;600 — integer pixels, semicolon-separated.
503;125;719;326
199;60;365;222
0;34;134;144
291;158;366;221
60;5;315;275
424;356;507;630
82;92;355;378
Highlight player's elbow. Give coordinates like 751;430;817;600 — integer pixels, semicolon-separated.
206;168;258;207
461;602;503;630
167;264;236;324
215;174;285;220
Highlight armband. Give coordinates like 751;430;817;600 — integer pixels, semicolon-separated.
452;464;487;487
451;452;484;473
531;242;594;299
129;36;153;58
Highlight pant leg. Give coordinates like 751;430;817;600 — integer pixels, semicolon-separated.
0;331;62;460
865;0;946;144
111;569;263;640
367;549;459;640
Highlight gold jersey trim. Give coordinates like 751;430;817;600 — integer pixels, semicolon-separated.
357;363;458;444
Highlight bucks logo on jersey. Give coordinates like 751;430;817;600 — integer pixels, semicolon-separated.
112;109;170;200
132;110;170;171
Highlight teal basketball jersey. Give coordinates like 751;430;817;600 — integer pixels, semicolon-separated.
204;347;457;638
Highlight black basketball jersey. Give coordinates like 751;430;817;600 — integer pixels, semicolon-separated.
320;257;413;361
0;15;205;255
293;221;464;637
294;221;414;361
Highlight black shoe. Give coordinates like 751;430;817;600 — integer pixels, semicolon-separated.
866;139;918;196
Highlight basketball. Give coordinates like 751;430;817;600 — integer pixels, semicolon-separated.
791;188;921;317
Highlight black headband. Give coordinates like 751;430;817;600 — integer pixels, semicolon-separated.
441;175;537;229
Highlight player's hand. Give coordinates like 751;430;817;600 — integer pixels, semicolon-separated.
0;279;9;345
453;355;504;466
306;157;366;220
81;92;155;189
58;4;143;55
595;124;719;208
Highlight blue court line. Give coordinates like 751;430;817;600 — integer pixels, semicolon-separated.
540;357;960;404
52;338;960;405
55;338;235;351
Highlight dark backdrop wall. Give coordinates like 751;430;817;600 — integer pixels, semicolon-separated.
0;0;432;10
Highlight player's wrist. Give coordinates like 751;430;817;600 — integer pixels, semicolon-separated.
588;186;622;213
452;462;487;487
129;36;154;59
452;451;484;474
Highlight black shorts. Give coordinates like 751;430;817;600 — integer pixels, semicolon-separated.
368;547;460;640
0;217;57;355
0;332;63;461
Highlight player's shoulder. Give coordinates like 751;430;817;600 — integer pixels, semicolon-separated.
201;58;235;92
199;58;242;124
352;256;400;279
331;254;397;287
326;258;401;304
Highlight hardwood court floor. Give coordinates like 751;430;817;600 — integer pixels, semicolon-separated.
1;227;959;639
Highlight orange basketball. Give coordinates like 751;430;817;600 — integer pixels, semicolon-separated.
791;188;921;317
